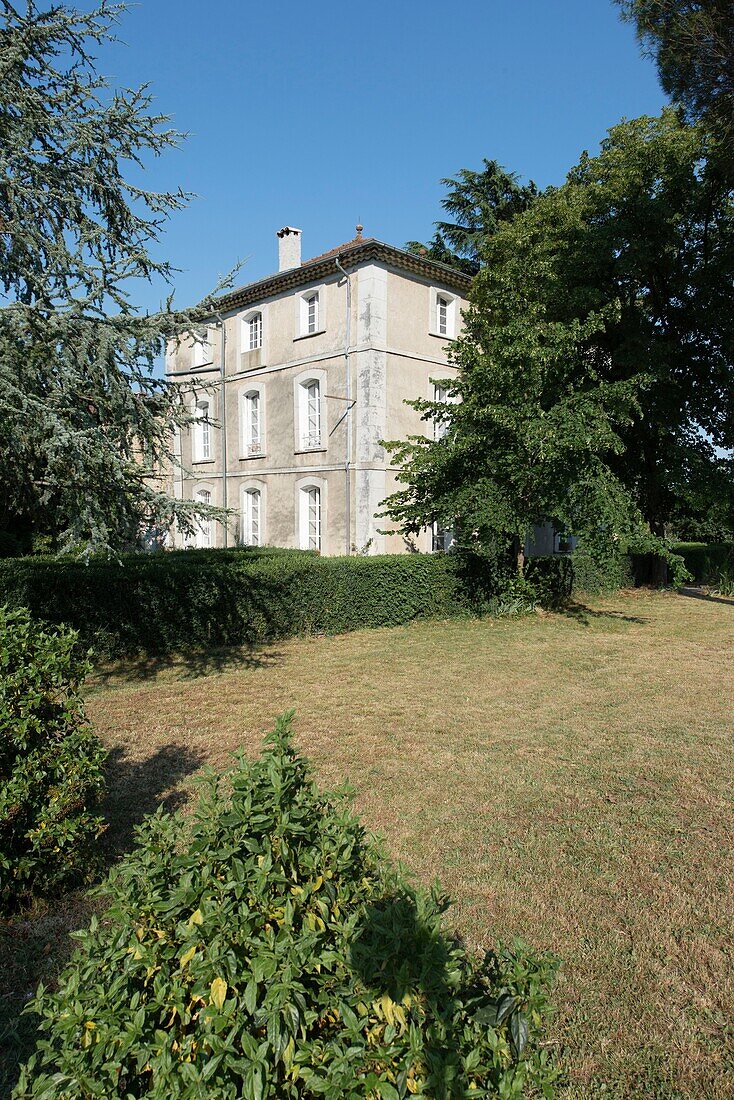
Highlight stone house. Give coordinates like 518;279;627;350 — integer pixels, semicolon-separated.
165;227;471;554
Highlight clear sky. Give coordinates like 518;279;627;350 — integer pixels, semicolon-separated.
96;0;666;314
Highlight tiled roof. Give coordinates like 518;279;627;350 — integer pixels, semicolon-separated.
213;238;471;315
302;236;377;264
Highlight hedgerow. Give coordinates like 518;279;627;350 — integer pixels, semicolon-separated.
0;546;641;661
0;607;107;911
14;715;560;1099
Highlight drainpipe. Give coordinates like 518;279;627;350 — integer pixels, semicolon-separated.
334;254;352;555
212;313;228;547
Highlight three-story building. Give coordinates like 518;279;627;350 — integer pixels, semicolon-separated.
166;226;470;554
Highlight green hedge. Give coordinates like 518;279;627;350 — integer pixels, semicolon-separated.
569;550;635;595
0;548;635;661
669;542;734;584
0;550;503;658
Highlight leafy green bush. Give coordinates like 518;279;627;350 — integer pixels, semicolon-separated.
670;542;734;585
0;551;505;659
15;715;559;1099
0;545;645;664
567;549;635;595
0;607;107;911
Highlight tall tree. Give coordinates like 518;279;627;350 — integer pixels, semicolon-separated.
0;1;229;554
386;111;734;554
618;1;734;170
406;159;538;275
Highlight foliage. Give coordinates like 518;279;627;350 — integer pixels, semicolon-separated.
14;715;560;1098
387;196;647;572
0;1;233;554
406;159;538;275
393;111;734;555
0;607;107;911
669;540;734;583
0;546;638;660
618;0;734;175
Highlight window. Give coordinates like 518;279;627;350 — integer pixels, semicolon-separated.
433;384;449;440
432;523;454;553
306;293;319;334
242;488;261;546
195;488;212;548
297;286;325;337
242;389;263;455
437;296;449;336
192;330;212;368
247;312;262;350
430;289;456;339
195;399;211;461
299;378;322;449
300;486;321;550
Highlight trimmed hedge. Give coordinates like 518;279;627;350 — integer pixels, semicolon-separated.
669;542;734;584
0;547;636;661
0;551;503;659
568;550;635;595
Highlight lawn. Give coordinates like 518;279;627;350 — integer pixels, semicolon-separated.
3;590;733;1098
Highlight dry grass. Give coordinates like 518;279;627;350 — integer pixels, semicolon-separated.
3;590;733;1097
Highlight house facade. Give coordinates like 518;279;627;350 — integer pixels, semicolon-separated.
165;227;471;555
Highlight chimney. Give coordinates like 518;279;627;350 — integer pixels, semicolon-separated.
277;226;302;271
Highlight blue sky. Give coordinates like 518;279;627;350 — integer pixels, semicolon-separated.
97;0;666;313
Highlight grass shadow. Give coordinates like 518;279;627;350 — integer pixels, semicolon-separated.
678;587;734;607
561;601;648;627
91;644;285;687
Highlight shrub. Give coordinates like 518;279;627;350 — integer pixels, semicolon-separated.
670;542;734;585
0;607;107;911
15;715;559;1099
0;551;505;659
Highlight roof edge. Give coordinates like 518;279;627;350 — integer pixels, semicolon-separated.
212;240;472;315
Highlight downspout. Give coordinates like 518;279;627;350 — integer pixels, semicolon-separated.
213;313;228;548
334;254;352;555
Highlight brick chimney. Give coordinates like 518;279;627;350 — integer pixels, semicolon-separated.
277;226;302;271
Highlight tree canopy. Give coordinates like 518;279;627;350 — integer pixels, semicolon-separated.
406;159;538;275
0;0;229;555
618;0;734;169
385;110;734;557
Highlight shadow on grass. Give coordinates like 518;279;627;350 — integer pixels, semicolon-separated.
561;601;648;626
0;740;204;1099
102;741;205;857
92;644;285;687
678;587;734;607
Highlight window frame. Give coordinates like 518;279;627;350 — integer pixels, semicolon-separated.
296;476;327;552
194;485;214;548
240;383;266;458
295;284;326;339
191;328;214;368
194;398;213;463
428;287;458;340
293;368;327;453
241;481;265;547
240;307;265;356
